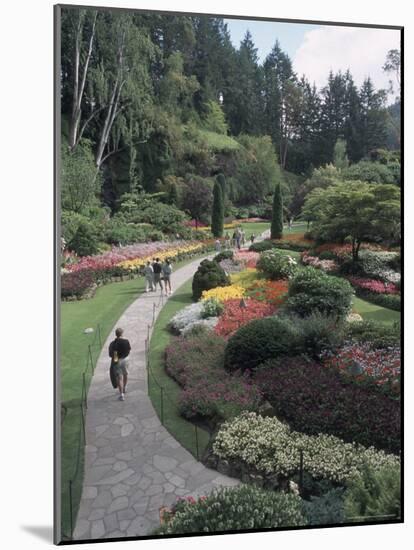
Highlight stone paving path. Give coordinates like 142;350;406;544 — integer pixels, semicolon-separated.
73;255;241;541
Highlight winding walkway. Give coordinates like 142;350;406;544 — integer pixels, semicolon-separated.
73;255;241;541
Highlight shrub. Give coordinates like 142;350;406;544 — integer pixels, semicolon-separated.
358;292;401;311
68;221;100;256
224;316;302;372
61;269;95;298
105;219;163;245
348;277;399;295
249;240;276;253
201;298;224;319
192;259;230;301
289;312;346;357
342;161;395;184
213;250;234;263
344;465;401;521
254;357;400;454
347;320;400;349
286;267;353;318
168;302;204;334
257;249;297;280
213;412;399;485
154;485;306;534
302;489;345;526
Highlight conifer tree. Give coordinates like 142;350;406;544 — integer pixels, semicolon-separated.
211;181;224;237
271;182;283;239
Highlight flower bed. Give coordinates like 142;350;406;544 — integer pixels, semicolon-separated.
246;279;289;306
230;268;258;289
165;331;262;422
214;298;276;339
201;284;245;302
323;343;400;395
212;412;399;485
233;250;259;268
347;277;399;295
301;252;338;273
254;357;400;454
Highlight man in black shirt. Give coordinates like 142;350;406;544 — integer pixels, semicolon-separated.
109;327;131;401
152;257;164;292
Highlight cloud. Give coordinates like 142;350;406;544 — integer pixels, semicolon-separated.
293;26;400;94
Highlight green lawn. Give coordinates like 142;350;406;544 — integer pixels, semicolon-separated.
148;278;211;459
352;296;400;325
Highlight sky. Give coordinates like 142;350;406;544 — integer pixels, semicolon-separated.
224;18;400;94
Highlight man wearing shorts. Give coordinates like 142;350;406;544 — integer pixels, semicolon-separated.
109;327;131;401
152;258;163;292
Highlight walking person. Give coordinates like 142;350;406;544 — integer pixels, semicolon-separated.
152;257;163;292
235;228;241;250
215;239;221;252
250;233;255;245
224;232;230;249
162;258;173;295
240;228;246;247
144;261;154;292
231;231;237;248
109;328;131;401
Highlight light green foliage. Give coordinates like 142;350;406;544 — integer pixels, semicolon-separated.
202;100;228;134
342;160;396;184
201;298;224;319
344;464;401;521
61;140;100;213
154;485;306;534
303;181;400;260
333;139;349;171
213;412;400;485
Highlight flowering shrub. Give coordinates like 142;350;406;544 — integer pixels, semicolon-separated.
165;332;261;421
219;258;245;274
154;485;306;534
201;284;245;302
301;252;338;273
233;250;260;268
348;277;399;295
254;357;400;454
323;343;400;395
347;320;400;350
246;279;289;306
257;250;297;280
214;298;276;339
314;243;386;262
201;298;224;319
213;412;399;485
192;259;230;301
168;303;220;335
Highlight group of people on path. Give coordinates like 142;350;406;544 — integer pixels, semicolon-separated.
216;227;255;252
143;257;173;295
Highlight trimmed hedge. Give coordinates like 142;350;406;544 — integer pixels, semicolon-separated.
224;316;302;372
255;357;401;454
192;259;230;301
347;320;400;349
357;291;401;311
213;250;234;263
286;267;354;318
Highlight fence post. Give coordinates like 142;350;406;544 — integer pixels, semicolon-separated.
152;303;156;326
147;324;150;342
80;403;86;442
69;480;73;539
160;387;164;424
82;372;87;409
97;323;102;348
195;425;200;461
88;345;93;373
299;449;304;494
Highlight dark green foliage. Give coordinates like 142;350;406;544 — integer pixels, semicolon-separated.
271;182;283;239
211;181;224;237
344;465;401;521
224;316;302;372
359;292;401;311
216;173;226;197
347;320;400;349
153;485;306;534
192;259;230;301
68;221;99;256
249;240;277;252
302;489;345;526
213;250;234;263
286;267;354;318
104;219;163;245
289;312;346;358
126;202;188;234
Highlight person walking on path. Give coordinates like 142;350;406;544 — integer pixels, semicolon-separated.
215;239;221;252
235;228;241;250
109;327;131;401
250;233;255;245
152;257;163;293
162;258;173;296
224;232;230;249
240;228;246;247
144;261;154;292
231;230;237;248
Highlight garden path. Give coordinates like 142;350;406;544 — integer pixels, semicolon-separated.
73;246;261;541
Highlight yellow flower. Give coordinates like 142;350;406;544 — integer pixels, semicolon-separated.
230;268;258;289
201;284;245;302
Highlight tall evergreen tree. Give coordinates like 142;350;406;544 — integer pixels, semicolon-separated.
216;173;226;197
271;182;283;239
211;181;224;237
359;78;388;157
